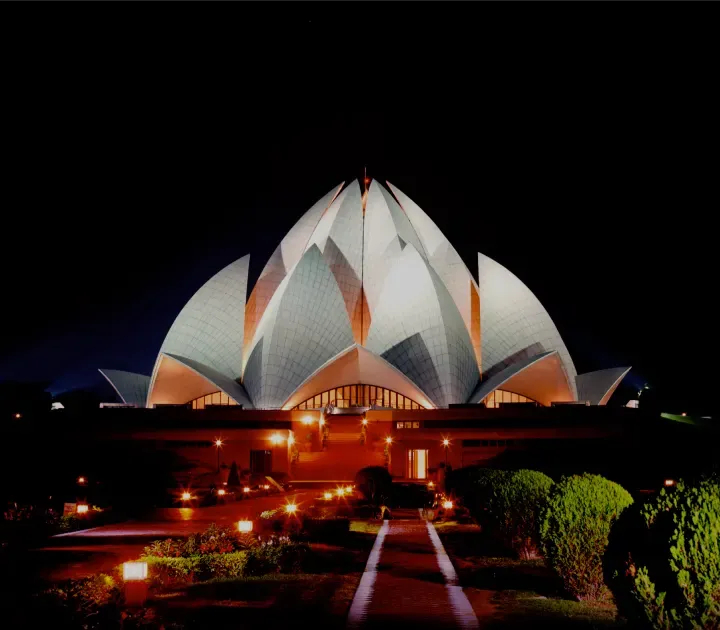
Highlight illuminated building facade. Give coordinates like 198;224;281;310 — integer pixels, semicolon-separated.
99;180;631;482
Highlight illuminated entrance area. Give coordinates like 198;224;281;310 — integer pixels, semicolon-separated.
408;449;428;479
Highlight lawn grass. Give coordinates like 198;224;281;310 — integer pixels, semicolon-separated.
435;521;624;628
349;519;381;535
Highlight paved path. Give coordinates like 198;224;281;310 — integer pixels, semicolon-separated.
348;511;478;629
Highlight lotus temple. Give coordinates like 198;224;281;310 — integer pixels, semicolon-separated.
96;179;633;484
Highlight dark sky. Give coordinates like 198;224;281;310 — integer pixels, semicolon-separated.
0;20;716;414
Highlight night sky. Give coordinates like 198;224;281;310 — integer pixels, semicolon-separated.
0;21;715;415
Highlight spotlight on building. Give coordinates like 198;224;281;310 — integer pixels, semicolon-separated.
238;520;253;533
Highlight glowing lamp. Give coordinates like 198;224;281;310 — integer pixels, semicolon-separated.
123;561;148;581
181;492;192;501
442;439;450;447
664;479;676;487
215;439;223;447
284;503;298;514
385;436;393;445
217;489;226;496
681;413;687;417
76;504;89;514
77;476;86;485
345;486;353;494
302;416;313;425
427;481;435;489
14;413;21;419
336;487;345;496
243;487;251;493
443;500;454;510
288;434;295;445
238;520;253;533
361;419;368;426
319;418;325;426
324;492;333;500
263;484;270;490
270;433;284;445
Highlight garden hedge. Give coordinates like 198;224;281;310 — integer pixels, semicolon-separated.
604;477;720;629
540;473;633;600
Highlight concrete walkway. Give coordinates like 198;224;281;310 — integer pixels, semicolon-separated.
348;512;478;629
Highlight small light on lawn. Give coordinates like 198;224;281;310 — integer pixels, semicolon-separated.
123;562;148;581
263;484;270;490
345;486;353;494
427;481;435;489
14;413;21;419
664;479;676;487
385;436;393;445
77;476;86;485
182;492;192;501
336;487;345;496
443;500;454;510
238;520;253;533
324;492;333;500
217;489;226;496
284;503;298;514
76;504;89;514
243;486;251;493
361;418;368;425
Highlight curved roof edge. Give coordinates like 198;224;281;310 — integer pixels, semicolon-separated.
576;367;632;405
147;353;253;409
281;343;437;410
99;369;149;408
468;351;556;404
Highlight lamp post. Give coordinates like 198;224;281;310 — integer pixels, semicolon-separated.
214;439;223;474
442;438;450;467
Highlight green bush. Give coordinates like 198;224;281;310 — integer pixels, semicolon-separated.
143;523;253;558
540;473;633;601
604;478;720;629
244;536;309;576
491;469;554;559
143;551;248;585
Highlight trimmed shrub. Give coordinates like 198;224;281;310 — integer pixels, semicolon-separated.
540;473;633;601
604;478;720;629
355;466;392;505
244;536;309;575
491;469;554;559
143;551;248;585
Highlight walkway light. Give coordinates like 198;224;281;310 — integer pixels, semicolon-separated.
442;438;450;447
182;491;192;501
361;418;368;426
336;487;345;496
77;476;86;485
243;486;251;493
238;520;253;533
263;484;270;490
385;436;393;445
345;485;353;494
215;439;223;447
443;500;454;510
284;503;298;514
123;562;148;581
319;418;325;426
302;416;313;425
14;413;21;419
76;504;89;514
324;492;333;500
217;489;226;496
270;433;284;445
428;481;435;489
288;434;295;445
664;479;676;487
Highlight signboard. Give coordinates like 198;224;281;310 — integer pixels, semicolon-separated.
63;502;77;516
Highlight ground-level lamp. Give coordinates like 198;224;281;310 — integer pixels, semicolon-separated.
123;562;149;607
284;502;298;515
76;504;89;514
214;439;224;473
238;520;253;533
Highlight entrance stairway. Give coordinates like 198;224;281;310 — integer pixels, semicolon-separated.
293;415;384;483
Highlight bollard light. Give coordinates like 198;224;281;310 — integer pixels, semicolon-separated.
123;562;148;581
385;436;393;445
182;491;192;501
428;481;435;489
217;489;226;496
238;520;253;533
284;503;298;514
76;504;89;514
336;487;345;496
664;479;676;487
324;492;333;500
361;418;368;425
443;500;454;510
77;476;86;485
270;433;284;445
263;484;270;490
243;486;251;493
345;486;353;495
